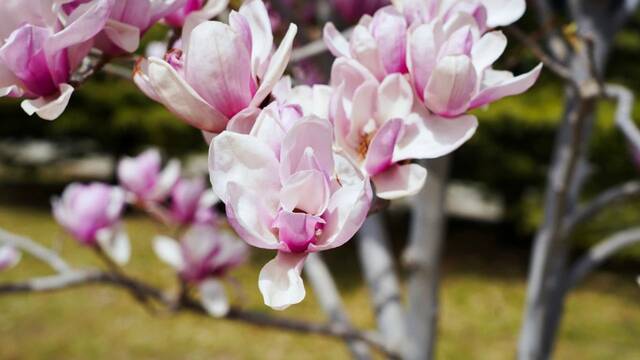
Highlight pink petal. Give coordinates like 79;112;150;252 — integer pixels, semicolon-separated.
258;251;307;310
350;25;385;80
364;118;403;176
372;163;427;200
239;0;274;78
471;30;507;73
470;63;542;109
250;23;297;108
209;131;281;206
21;83;74;121
280;116;334;181
225;182;280;249
329;57;377;98
394;111;478;161
376;74;414;123
145;57;229;132
102;20;141;53
185;21;253;118
323;22;351;58
424;55;477;117
407;22;443;100
273;211;325;253
312;179;372;251
280;170;331;215
370;6;408;74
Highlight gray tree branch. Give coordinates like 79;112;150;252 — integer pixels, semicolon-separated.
605;84;640;150
357;213;406;357
403;156;450;360
305;253;372;360
0;228;71;273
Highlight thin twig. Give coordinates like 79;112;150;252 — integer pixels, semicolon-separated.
563;181;640;236
0;228;70;273
565;227;640;290
505;26;573;83
605;84;640;150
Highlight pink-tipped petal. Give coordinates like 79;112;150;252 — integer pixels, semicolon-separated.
407;22;443;99
96;226;131;266
21;83;74;121
323;22;351;58
258;252;307;310
185;21;253;118
373;163;427;200
394;112;478;161
313;180;372;251
480;0;526;27
225;182;280;249
250;23;297;108
146;57;228;132
350;25;385;79
102;20;140;53
376;74;414;122
370;6;408;74
280;116;334;181
424;55;477;117
238;0;273;78
471;30;507;73
280;170;331;215
470;63;542;109
364;118;403;176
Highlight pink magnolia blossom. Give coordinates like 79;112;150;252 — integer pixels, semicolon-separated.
0;0;112;120
210;113;372;310
273;76;333;119
391;0;526;28
324;6;409;80
0;245;21;271
169;177;220;225
407;16;542;118
52;182;130;265
117;149;181;204
134;0;298;134
63;0;192;56
330;58;478;199
164;0;228;28
154;224;248;316
332;0;390;23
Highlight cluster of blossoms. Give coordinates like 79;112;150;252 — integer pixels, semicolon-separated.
132;0;540;309
0;0;541;310
51;149;247;316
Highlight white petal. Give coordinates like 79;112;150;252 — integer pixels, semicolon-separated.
151;159;181;200
153;236;185;270
199;279;230;317
480;0;526;27
323;22;351;58
258;252;307;310
96;227;131;266
471;31;507;73
373;163;427;200
21;84;74;121
103;19;140;53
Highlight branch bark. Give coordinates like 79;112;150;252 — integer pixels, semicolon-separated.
0;228;70;273
305;253;372;360
605;84;640;150
403;156;450;360
356;213;406;357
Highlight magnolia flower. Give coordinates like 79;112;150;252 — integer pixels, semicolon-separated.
0;245;21;271
134;0;298;134
0;0;112;120
169;177;219;225
272;76;333;119
391;0;526;28
210;114;372;310
63;0;191;56
52;182;130;265
332;0;390;23
324;6;409;81
407;17;542;118
154;224;248;316
164;0;229;29
117;149;181;204
330;58;477;199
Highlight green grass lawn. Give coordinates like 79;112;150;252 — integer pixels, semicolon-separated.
0;205;639;359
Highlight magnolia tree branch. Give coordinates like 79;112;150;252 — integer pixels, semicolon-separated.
403;156;450;360
565;227;640;291
0;228;70;273
563;181;640;236
305;253;372;360
0;226;398;358
605;84;640;149
356;213;406;356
